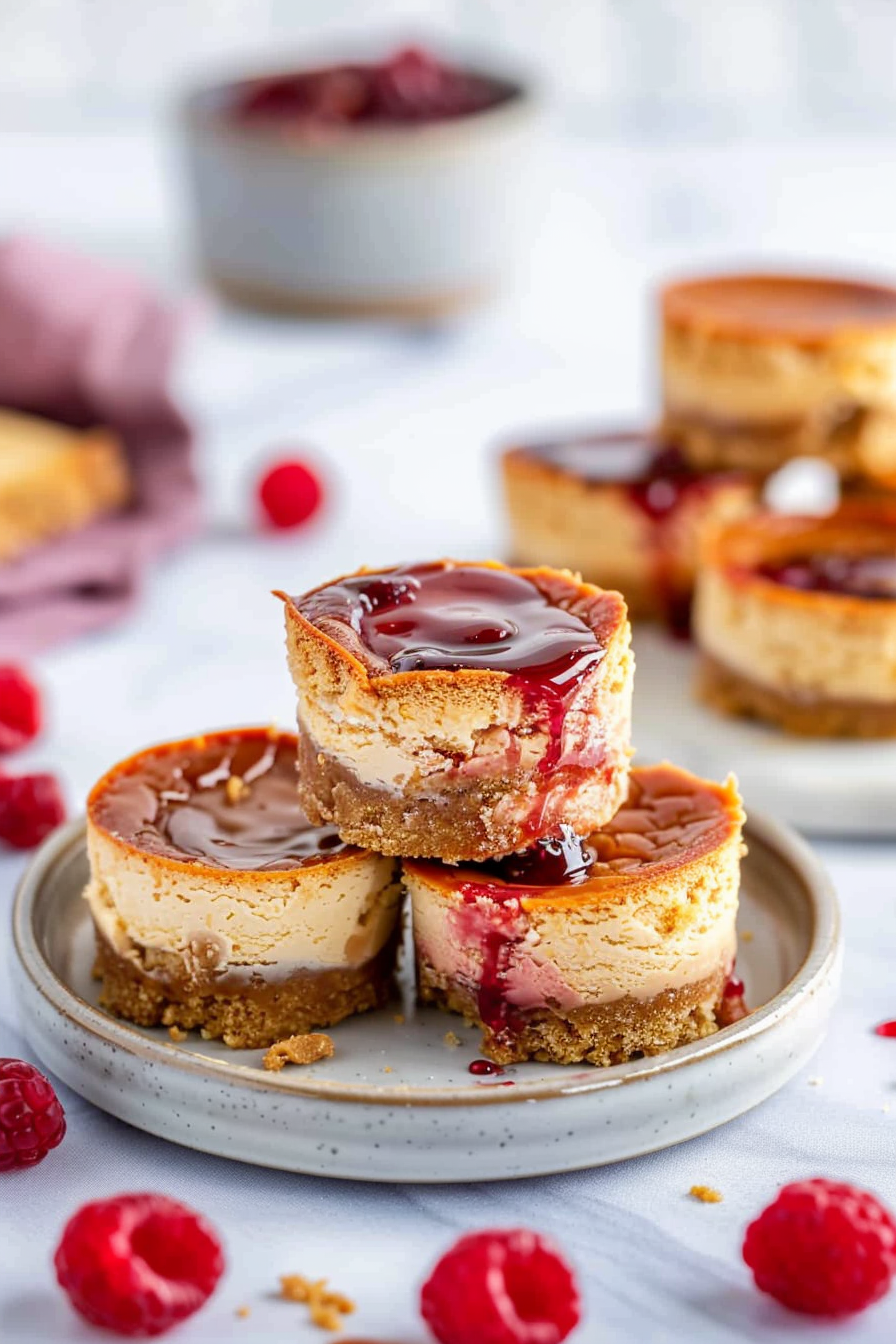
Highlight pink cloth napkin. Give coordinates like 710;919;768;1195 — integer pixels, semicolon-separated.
0;238;201;657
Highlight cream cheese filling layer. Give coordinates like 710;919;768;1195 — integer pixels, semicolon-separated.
695;568;896;703
663;328;896;423
408;846;739;1011
85;826;400;973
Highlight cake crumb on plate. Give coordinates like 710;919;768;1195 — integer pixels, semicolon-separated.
263;1033;334;1071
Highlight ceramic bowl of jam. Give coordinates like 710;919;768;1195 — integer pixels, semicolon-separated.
180;46;538;320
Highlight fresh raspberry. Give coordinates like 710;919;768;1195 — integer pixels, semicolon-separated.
0;1059;66;1171
0;665;42;753
0;771;65;849
55;1193;225;1337
257;458;324;530
421;1228;581;1344
743;1178;896;1316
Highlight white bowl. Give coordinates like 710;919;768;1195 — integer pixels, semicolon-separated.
180;62;539;320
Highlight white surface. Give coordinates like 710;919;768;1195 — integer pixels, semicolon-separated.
13;814;840;1182
4;127;896;1339
634;630;896;838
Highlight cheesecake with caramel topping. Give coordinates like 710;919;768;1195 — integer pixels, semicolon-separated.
405;762;745;1065
278;560;634;863
85;728;402;1047
695;502;896;736
661;272;896;484
501;429;758;629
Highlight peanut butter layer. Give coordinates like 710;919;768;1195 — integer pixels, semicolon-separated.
89;727;352;871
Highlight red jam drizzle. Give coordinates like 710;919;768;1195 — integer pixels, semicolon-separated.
298;562;607;773
716;970;749;1028
480;824;595;886
453;882;528;1046
875;1020;896;1038
757;552;896;600
524;433;725;636
469;1059;505;1076
723;974;745;999
233;47;511;129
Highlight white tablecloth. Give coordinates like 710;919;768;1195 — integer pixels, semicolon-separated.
3;128;896;1342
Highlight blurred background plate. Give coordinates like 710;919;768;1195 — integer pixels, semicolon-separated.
633;627;896;837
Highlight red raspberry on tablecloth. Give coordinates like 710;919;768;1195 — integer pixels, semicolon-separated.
55;1192;225;1337
743;1178;896;1316
421;1227;581;1344
0;665;42;754
0;1058;66;1172
0;771;65;849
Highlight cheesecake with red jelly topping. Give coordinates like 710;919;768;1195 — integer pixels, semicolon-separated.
278;561;633;863
501;429;758;629
85;728;401;1047
661;272;896;483
695;502;896;736
405;762;745;1065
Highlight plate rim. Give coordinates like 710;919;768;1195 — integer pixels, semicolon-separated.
12;810;841;1109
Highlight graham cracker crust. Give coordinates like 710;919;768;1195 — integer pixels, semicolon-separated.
698;652;896;738
663;405;896;480
296;732;623;863
417;959;727;1066
93;934;397;1049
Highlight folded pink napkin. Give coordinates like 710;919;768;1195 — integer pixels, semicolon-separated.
0;238;201;657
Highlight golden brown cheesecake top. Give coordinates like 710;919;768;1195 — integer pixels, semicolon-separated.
88;728;355;872
706;503;896;606
662;273;896;346
405;763;743;907
281;560;625;693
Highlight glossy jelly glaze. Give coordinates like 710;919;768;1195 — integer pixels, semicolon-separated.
232;47;513;129
296;562;612;774
756;552;896;600
89;730;351;871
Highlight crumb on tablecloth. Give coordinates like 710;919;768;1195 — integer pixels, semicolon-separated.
235;1305;251;1319
689;1184;723;1204
280;1273;355;1331
263;1033;334;1072
444;1030;461;1049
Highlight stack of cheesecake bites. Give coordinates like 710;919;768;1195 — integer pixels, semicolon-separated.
85;559;746;1068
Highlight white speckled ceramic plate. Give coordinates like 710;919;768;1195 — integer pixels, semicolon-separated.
12;813;840;1182
634;627;896;838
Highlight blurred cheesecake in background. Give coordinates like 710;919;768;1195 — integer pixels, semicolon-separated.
181;46;538;320
501;429;758;631
694;502;896;737
0;409;129;563
661;272;896;485
85;728;402;1048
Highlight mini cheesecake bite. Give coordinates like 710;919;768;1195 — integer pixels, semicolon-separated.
501;429;758;630
695;502;896;737
278;560;633;863
85;728;401;1047
406;763;745;1066
661;273;896;482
